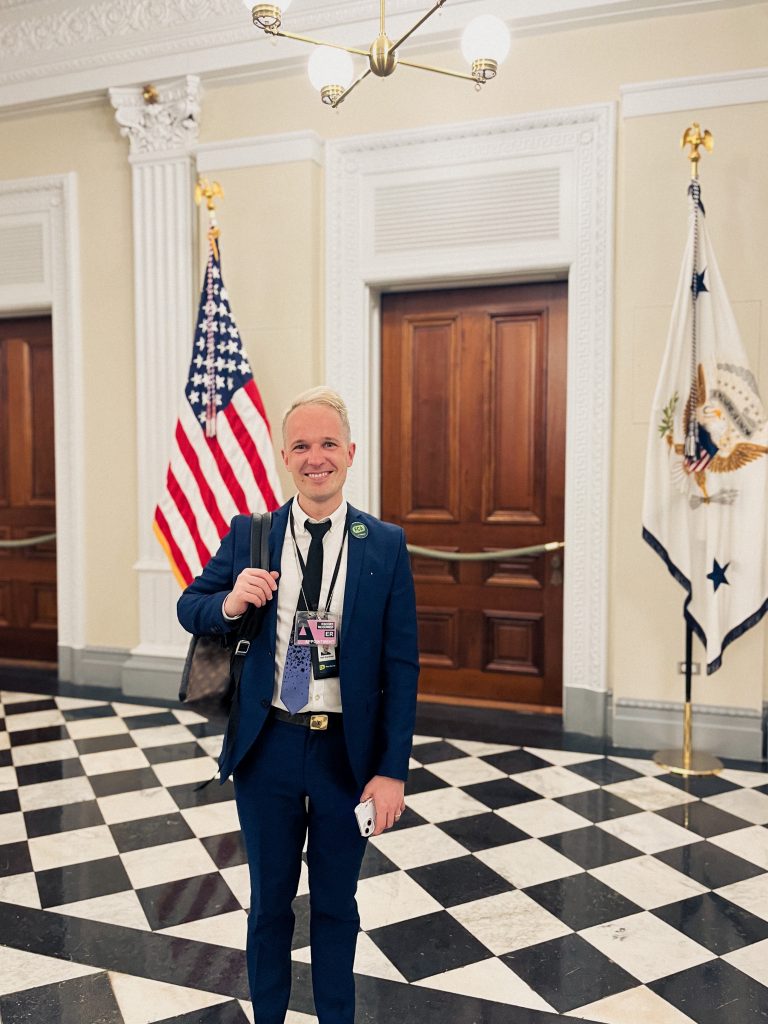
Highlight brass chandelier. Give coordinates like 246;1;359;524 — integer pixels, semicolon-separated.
243;0;511;108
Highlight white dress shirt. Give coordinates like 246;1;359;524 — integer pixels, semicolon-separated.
271;496;348;713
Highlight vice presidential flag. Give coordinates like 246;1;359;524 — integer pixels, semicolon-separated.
154;234;283;587
642;180;768;672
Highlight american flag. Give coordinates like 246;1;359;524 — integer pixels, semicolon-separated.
153;233;283;587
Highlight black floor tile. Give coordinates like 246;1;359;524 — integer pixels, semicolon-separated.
144;742;211;765
169;779;235;810
137;872;241;930
367;911;492;982
650;958;768;1023
655;841;765;890
407;855;513;908
0;971;123;1024
200;831;248;870
659;773;739;798
542;825;638;870
404;767;450;796
185;722;225;739
62;705;118;721
109;812;195;853
358;843;399;880
120;711;179;730
555;789;639;823
388;806;427;830
15;757;85;787
0;749;11;768
463;778;540;809
4;698;58;716
24;799;105;839
502;933;636;1013
74;733;137;755
525;872;642;930
481;749;552;775
0;840;32;877
8;725;68;746
437;812;528;853
567;758;641;786
655;801;753;838
0;789;21;814
653;891;768;955
410;741;467;765
291;892;310;950
157;1002;250;1024
36;856;132;908
89;767;161;798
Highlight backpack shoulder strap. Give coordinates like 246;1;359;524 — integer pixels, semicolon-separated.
249;511;273;569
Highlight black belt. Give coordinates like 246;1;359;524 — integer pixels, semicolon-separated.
271;707;342;731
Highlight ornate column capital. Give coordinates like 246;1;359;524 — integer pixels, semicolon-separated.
109;75;201;158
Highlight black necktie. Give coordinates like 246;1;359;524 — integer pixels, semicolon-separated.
280;518;331;713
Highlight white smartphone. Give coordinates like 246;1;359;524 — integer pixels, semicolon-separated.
354;797;376;837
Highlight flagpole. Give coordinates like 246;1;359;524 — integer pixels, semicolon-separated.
653;124;722;778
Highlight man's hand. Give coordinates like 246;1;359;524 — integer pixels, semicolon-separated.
223;569;279;617
360;776;406;836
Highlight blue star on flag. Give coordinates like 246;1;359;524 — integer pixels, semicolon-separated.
691;268;708;299
707;559;730;592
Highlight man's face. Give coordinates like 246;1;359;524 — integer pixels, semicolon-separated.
281;403;355;515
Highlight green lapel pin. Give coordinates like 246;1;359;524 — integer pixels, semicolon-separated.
350;521;368;539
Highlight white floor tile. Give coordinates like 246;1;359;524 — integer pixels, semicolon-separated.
722;937;768;987
425;756;506;787
173;708;209;725
590;855;708;910
196;734;224;758
523;747;601;767
607;756;666;777
17;775;95;812
10;738;78;767
405;786;488;823
121;838;218;888
496;798;591;838
597;812;702;855
568;984;698;1023
581;911;714;983
29;824;118;871
161;909;248;949
181;799;241;838
411;734;441;745
476;839;582;889
97;787;178;825
356;870;442;930
709;826;768;870
0;946;99;996
1;691;50;704
53;890;151;931
65;716;129;740
0;765;17;792
370;823;467;870
131;724;196;749
5;709;65;732
415;956;555;1012
716;872;768;922
513;765;598;799
450;740;516;757
284;1011;317;1024
108;971;230;1024
111;702;172;718
239;1000;255;1023
152;757;219;789
0;730;9;750
55;696;108;711
719;768;768;789
353;932;407;982
704;787;768;825
79;746;150;777
0;872;41;909
603;777;697;812
449;889;571;955
221;863;251;908
0;810;26;845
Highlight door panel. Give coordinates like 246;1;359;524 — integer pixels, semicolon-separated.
0;317;58;661
381;284;566;708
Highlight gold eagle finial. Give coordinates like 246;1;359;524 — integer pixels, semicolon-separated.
194;178;224;212
681;123;713;179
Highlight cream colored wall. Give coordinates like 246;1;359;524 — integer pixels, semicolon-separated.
1;101;138;650
2;2;767;715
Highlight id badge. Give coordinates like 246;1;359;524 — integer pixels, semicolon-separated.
294;611;338;647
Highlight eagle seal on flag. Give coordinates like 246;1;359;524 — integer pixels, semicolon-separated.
642;181;768;673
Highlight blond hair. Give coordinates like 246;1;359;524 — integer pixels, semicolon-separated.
282;386;352;443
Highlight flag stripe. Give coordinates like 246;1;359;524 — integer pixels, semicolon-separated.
174;420;229;538
205;430;251;514
237;385;284;500
224;402;279;510
166;468;212;568
244;378;271;433
154;507;193;587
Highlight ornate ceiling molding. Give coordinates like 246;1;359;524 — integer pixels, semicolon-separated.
109;75;201;155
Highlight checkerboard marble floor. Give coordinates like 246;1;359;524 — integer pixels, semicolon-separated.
1;687;768;1024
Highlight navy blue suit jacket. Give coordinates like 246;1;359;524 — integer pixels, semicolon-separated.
177;500;420;789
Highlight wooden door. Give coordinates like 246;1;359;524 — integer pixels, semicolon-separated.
381;284;566;709
0;317;58;662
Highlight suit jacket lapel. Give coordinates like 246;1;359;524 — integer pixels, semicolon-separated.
342;504;364;625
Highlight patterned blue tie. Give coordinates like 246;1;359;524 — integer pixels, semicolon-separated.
280;519;331;714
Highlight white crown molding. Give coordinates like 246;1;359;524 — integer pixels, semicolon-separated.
325;103;616;703
0;0;753;111
196;130;324;172
622;66;768;118
0;174;86;664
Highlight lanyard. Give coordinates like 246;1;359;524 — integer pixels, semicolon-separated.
289;509;349;616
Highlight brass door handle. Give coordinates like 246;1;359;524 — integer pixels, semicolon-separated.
549;553;563;587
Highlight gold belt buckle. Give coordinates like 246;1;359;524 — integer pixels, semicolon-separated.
310;714;329;731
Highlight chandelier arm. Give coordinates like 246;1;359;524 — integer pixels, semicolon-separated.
380;0;385;35
331;66;372;108
389;0;446;52
272;29;369;57
396;57;478;83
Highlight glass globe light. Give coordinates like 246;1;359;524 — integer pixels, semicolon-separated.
461;15;511;80
308;46;355;105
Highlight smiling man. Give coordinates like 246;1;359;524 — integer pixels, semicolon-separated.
177;386;419;1024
